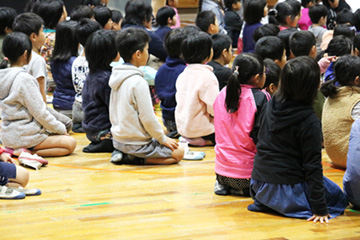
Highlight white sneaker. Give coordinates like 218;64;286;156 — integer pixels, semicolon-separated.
0;185;25;199
7;187;41;196
19;152;48;165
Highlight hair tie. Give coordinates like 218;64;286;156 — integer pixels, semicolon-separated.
268;9;278;17
234;66;239;76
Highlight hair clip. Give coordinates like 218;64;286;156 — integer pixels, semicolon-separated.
3;57;9;61
268;9;278;17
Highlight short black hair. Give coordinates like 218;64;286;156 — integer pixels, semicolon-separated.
93;6;112;28
224;0;240;10
325;35;352;56
32;0;64;29
244;0;267;25
116;27;150;63
354;9;360;32
0;7;18;35
196;10;216;33
276;56;320;105
86;29;117;72
336;8;355;26
263;58;281;88
353;33;360;52
211;33;232;60
52;20;79;61
253;24;280;42
301;0;315;8
12;12;43;37
289;30;316;57
309;4;328;24
255;36;285;61
76;18;102;46
111;10;123;24
334;24;355;41
182;32;213;64
277;27;298;58
123;0;153;26
70;5;94;21
164;28;187;58
156;6;176;27
286;0;301;17
1;32;32;67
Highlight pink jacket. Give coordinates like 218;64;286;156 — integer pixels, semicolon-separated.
175;64;219;138
214;85;269;179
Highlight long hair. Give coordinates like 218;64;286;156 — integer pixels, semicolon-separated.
225;53;264;113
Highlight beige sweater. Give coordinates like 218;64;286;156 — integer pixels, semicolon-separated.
322;86;360;168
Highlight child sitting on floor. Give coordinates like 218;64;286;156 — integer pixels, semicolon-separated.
175;32;219;146
195;10;220;35
224;0;243;48
154;6;177;41
109;27;184;165
0;32;76;158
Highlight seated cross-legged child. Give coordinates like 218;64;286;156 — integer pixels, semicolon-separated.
82;30;119;153
155;28;188;138
175;32;220;146
308;4;328;54
111;10;123;31
0;32;76;158
154;6;177;41
195;10;220;35
255;36;287;69
248;56;348;223
109;27;184;165
224;0;243;48
207;33;233;90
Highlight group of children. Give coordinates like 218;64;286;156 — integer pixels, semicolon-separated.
0;0;359;223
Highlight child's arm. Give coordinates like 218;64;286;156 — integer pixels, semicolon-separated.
37;76;47;103
0;149;15;164
199;75;219;117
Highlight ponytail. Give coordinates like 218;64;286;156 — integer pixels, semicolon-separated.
225;69;242;113
225;53;264;114
0;57;9;69
320;79;338;98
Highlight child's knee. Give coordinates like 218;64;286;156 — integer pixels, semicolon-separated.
15;165;29;187
65;136;77;154
172;145;185;163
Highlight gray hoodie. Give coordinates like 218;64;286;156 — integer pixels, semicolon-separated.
109;64;167;146
0;67;67;149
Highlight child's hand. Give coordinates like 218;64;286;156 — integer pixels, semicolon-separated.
0;153;15;164
307;214;331;223
163;137;179;151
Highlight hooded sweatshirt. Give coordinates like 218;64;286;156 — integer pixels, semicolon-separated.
252;96;328;215
0;67;66;149
109;64;167;146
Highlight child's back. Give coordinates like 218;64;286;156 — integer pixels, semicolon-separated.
224;0;243;48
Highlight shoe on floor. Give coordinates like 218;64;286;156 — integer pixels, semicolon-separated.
110;150;123;164
214;180;229;196
82;140;114;153
7;187;41;196
183;151;205;160
18;152;48;165
0;186;25;199
18;159;43;170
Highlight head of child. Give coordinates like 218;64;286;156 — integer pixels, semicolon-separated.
196;11;219;35
124;0;153;29
276;56;320;105
320;55;360;98
166;0;178;8
115;27;150;68
334;24;355;41
182;32;213;64
289;30;316;59
211;33;233;66
255;36;287;69
323;0;340;9
93;6;113;30
301;0;315;8
336;9;355;26
269;1;299;28
225;53;265;113
353;34;360;56
76;18;102;49
277;27;298;60
32;0;67;30
111;10;123;31
85;29;118;72
0;32;32;69
244;0;268;25
52;20;79;61
0;7;18;36
326;35;352;57
354;9;360;34
70;5;95;22
309;4;328;26
263;58;280;95
164;28;187;59
12;13;45;53
253;24;280;42
224;0;241;11
156;6;176;28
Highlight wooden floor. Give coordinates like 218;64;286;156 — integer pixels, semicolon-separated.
1;111;360;239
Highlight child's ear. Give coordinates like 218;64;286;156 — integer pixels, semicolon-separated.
355;48;360;57
310;45;317;58
30;32;37;42
285;15;292;26
288;50;295;60
355;76;360;86
269;83;277;95
167;17;172;25
4;26;12;35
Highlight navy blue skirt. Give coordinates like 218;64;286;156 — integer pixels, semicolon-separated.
248;177;348;219
0;162;16;186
